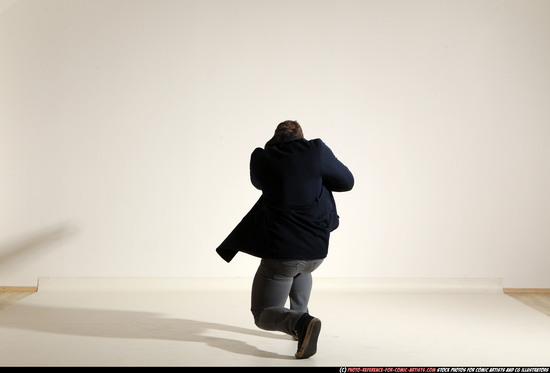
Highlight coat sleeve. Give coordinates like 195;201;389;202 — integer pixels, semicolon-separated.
249;148;263;190
318;140;354;192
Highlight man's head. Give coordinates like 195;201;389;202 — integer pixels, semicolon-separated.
274;120;304;138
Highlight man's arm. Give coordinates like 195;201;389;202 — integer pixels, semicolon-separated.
319;140;354;192
250;148;263;190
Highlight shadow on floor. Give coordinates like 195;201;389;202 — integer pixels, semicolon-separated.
0;303;295;360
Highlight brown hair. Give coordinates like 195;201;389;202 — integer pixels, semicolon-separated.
274;120;304;138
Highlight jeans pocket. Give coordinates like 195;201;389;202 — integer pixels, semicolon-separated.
263;259;301;277
303;259;324;273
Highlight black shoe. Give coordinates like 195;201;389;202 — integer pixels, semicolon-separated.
294;314;322;359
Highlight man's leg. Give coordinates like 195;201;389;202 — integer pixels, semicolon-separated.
251;259;304;336
289;272;313;313
291;259;324;359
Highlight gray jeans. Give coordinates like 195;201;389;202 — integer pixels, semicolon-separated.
251;258;324;336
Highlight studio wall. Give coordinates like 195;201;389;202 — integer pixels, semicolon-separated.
1;0;549;287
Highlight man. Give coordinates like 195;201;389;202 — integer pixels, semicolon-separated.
216;120;354;359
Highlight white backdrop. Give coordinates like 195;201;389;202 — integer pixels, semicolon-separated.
1;0;549;287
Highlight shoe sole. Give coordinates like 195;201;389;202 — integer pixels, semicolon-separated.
295;317;321;359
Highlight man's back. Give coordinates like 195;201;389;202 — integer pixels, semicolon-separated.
250;137;323;209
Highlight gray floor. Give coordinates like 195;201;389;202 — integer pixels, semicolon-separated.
1;278;550;367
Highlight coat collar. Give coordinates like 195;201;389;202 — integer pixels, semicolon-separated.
265;131;303;148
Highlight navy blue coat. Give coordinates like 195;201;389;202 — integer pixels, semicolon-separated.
216;133;354;262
